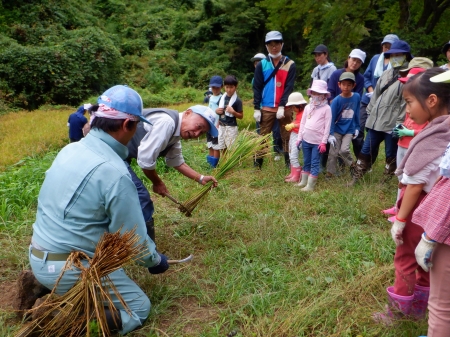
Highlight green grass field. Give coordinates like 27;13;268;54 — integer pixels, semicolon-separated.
0;103;428;336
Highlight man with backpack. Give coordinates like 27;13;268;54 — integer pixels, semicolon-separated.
253;31;296;169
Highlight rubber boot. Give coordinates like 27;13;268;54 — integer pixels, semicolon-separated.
382;156;397;183
300;175;317;191
297;172;309;187
283;152;290;169
285;165;293;180
254;158;263;169
206;155;219;168
285;166;301;183
348;153;372;186
104;307;122;334
145;218;155;243
411;284;430;320
373;286;414;325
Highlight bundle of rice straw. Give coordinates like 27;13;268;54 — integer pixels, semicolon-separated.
15;227;148;337
179;129;271;216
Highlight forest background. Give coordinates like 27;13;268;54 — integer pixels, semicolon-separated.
1;0;450;111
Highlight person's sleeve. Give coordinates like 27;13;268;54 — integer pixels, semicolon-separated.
253;62;264;109
298;105;308;142
364;56;377;89
355;74;364;97
396;84;406;125
330;99;339;135
322;106;332;144
105;175;160;268
354;94;361;131
401;159;440;187
279;61;296;107
234;98;243;112
137;118;175;170
366;72;383;115
327;71;339;100
165;140;184;167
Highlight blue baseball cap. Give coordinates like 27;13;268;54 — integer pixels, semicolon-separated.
384;40;412;60
209;75;223;88
97;85;150;124
189;105;218;137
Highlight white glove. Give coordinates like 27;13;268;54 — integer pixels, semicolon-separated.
276;106;285;119
415;233;436;272
391;218;406;246
254;109;261;122
353;129;359;139
327;135;336;147
365;92;373;98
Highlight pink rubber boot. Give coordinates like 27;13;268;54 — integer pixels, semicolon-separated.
284;165;294;180
373;286;414;325
285;167;301;183
411;284;429;320
382;206;397;215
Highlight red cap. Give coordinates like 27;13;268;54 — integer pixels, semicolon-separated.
398;67;426;84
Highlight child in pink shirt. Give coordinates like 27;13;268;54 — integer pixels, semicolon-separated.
296;80;332;191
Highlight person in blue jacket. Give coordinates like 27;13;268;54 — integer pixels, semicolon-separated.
67;106;88;142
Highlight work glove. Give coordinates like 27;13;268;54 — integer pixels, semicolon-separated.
148;252;170;274
285;123;295;131
393;125;414;138
327;135;336;147
318;143;327;153
276;106;285;119
415;233;436;272
390;217;406;246
353;129;359;139
253;109;261;122
296;139;302;151
365;92;373;99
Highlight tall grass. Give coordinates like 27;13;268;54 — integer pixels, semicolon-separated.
0;101;429;336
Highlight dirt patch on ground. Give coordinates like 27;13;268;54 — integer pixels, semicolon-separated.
158;296;220;335
0;280;17;311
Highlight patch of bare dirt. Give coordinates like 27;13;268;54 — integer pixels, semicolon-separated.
158;296;220;335
0;280;17;311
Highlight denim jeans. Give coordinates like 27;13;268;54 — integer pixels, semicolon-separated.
125;162;154;221
361;128;398;160
302;141;320;177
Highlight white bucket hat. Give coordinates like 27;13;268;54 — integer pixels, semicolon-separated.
286;92;308;106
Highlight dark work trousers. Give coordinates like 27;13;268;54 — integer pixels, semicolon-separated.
125;161;154;221
352;102;368;158
256;119;283;154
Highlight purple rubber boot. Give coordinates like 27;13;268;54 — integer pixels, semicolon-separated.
373;286;414;325
411;284;430;320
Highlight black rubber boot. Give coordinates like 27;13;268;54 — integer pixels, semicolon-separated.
349;153;372;186
283;152;290;168
104;307;122;334
145;218;155;242
384;157;397;176
254;158;263;169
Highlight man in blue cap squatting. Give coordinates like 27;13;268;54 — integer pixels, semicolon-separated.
29;85;170;334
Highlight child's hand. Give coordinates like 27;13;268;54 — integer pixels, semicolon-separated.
391;217;406;246
285;123;295;131
318;143;327;153
216;108;224;115
415;233;436;272
225;106;235;114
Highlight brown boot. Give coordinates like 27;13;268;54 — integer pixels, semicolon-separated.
382;157;397;182
13;270;51;318
348;153;372;186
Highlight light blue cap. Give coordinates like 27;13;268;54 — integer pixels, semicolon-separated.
265;31;283;43
98;85;150;124
189;105;218;137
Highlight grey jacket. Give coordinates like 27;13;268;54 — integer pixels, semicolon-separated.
365;65;407;132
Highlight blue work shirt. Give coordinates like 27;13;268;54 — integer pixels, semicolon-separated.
32;128;160;267
68;106;88;141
